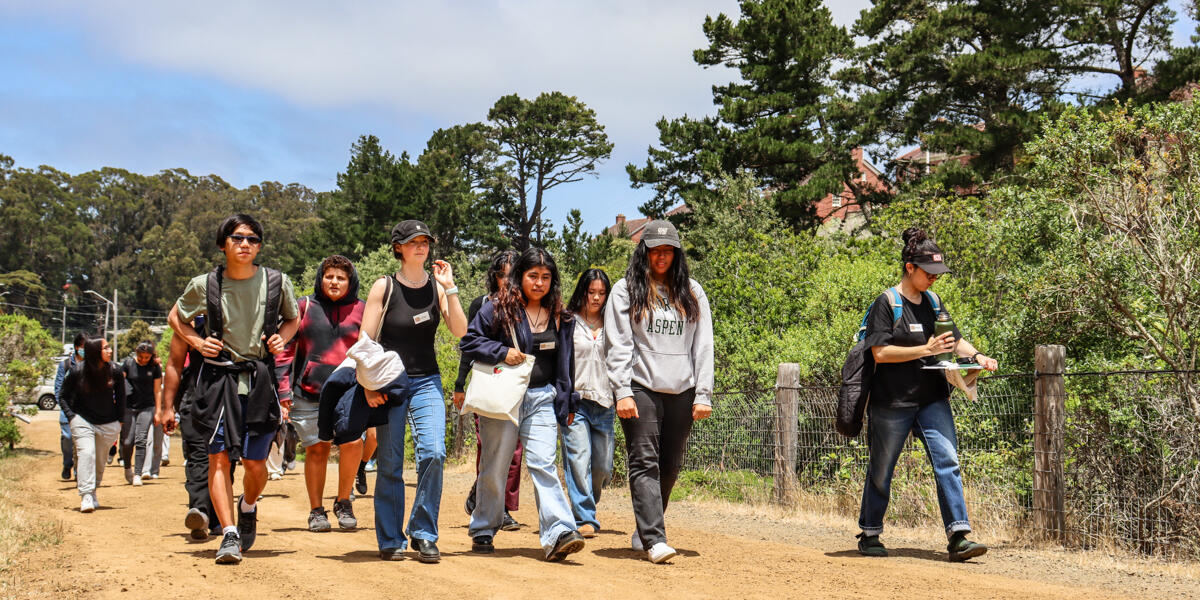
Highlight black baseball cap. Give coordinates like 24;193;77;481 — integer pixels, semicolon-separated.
641;219;681;248
390;220;437;245
911;252;951;275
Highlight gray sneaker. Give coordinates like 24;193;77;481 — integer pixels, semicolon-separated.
185;508;209;541
308;508;331;532
215;532;243;564
333;498;357;529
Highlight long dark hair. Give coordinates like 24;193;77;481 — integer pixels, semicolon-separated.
567;268;612;316
486;250;520;296
625;241;699;323
80;336;114;395
901;227;942;275
494;247;566;332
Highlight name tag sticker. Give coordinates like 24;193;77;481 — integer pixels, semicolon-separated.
909;323;924;333
413;311;431;324
538;341;556;351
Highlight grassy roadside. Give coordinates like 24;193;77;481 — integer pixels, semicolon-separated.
0;447;64;585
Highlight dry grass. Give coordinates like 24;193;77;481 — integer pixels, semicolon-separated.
0;449;64;576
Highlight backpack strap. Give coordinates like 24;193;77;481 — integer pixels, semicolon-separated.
923;289;942;314
205;267;225;340
856;287;906;343
262;267;284;340
885;287;904;324
375;276;395;340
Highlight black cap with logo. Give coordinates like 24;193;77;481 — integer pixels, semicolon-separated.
390;220;437;245
911;252;951;275
641;219;681;248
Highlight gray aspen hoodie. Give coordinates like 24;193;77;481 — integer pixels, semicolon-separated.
604;277;714;406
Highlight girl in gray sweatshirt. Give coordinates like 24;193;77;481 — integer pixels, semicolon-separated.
604;220;714;564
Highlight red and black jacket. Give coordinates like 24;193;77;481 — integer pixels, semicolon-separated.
276;263;365;403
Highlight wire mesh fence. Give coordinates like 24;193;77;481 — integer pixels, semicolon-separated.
677;368;1200;560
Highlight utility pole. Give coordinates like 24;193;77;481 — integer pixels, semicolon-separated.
112;288;118;360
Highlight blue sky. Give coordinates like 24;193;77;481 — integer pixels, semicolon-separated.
0;1;1195;234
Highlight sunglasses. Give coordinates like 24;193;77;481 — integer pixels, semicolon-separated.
228;234;262;245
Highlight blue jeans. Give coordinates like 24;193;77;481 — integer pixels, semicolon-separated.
561;399;615;529
470;384;575;553
375;374;446;551
60;410;74;470
858;399;971;539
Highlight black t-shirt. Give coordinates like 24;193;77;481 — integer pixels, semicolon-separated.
379;277;441;377
122;357;162;411
528;320;559;387
863;291;961;409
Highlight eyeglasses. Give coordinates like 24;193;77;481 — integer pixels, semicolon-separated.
228;234;262;246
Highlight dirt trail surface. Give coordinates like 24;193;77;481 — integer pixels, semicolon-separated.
6;411;1198;599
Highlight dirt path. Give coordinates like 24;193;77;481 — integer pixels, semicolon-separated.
5;411;1196;599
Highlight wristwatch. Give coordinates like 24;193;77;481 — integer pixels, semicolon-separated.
970;351;983;363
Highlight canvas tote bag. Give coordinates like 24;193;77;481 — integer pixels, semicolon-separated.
462;323;535;426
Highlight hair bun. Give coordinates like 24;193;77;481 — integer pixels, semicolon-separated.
902;227;926;246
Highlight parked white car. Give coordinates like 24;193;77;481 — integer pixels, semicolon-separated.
9;355;66;411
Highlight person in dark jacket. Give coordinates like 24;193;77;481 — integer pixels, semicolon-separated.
55;332;87;480
121;342;162;487
454;249;523;531
167;214;300;565
458;247;585;562
157;317;224;541
275;254;367;532
61;336;125;513
856;227;998;562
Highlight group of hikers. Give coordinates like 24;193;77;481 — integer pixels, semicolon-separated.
54;212;998;566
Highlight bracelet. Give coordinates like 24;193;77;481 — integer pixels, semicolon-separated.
444;286;459;296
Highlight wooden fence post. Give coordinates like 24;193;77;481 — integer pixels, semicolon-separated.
773;363;800;506
1033;344;1066;541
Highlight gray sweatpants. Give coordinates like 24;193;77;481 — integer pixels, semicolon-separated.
120;407;155;475
70;416;122;497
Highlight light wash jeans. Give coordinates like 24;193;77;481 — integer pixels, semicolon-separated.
858;399;972;539
375;374;446;551
70;416;122;499
561;399;615;529
470;384;575;553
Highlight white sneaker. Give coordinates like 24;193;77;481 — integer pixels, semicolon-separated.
132;475;143;486
80;495;95;513
648;542;677;564
631;532;644;552
268;472;283;481
150;474;159;480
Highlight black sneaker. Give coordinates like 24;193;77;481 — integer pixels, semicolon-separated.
61;465;72;480
500;511;521;531
308;507;331;532
236;495;257;552
355;462;369;496
856;533;887;557
546;530;585;562
379;547;405;561
333;498;357;529
948;532;988;562
411;537;441;563
215;532;242;564
185;508;209;541
471;535;494;554
464;482;477;515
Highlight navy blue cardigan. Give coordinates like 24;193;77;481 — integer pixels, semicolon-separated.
459;300;578;426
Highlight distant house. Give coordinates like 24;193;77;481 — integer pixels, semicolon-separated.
814;148;889;223
607;204;691;242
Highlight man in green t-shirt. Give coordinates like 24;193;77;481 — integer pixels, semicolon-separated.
168;213;299;565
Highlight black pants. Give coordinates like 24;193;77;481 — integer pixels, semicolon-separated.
620;385;695;548
182;435;219;533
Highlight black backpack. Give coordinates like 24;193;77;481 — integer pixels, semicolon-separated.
204;265;284;355
836;287;940;437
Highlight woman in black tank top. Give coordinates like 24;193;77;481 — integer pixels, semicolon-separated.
359;220;467;563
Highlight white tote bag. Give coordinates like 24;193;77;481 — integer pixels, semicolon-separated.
462;324;535;426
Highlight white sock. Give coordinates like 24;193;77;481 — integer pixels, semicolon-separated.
240;497;256;513
222;525;237;536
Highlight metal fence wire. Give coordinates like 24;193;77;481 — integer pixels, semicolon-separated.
679;370;1200;560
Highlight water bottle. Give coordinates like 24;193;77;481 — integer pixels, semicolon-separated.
934;310;956;363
